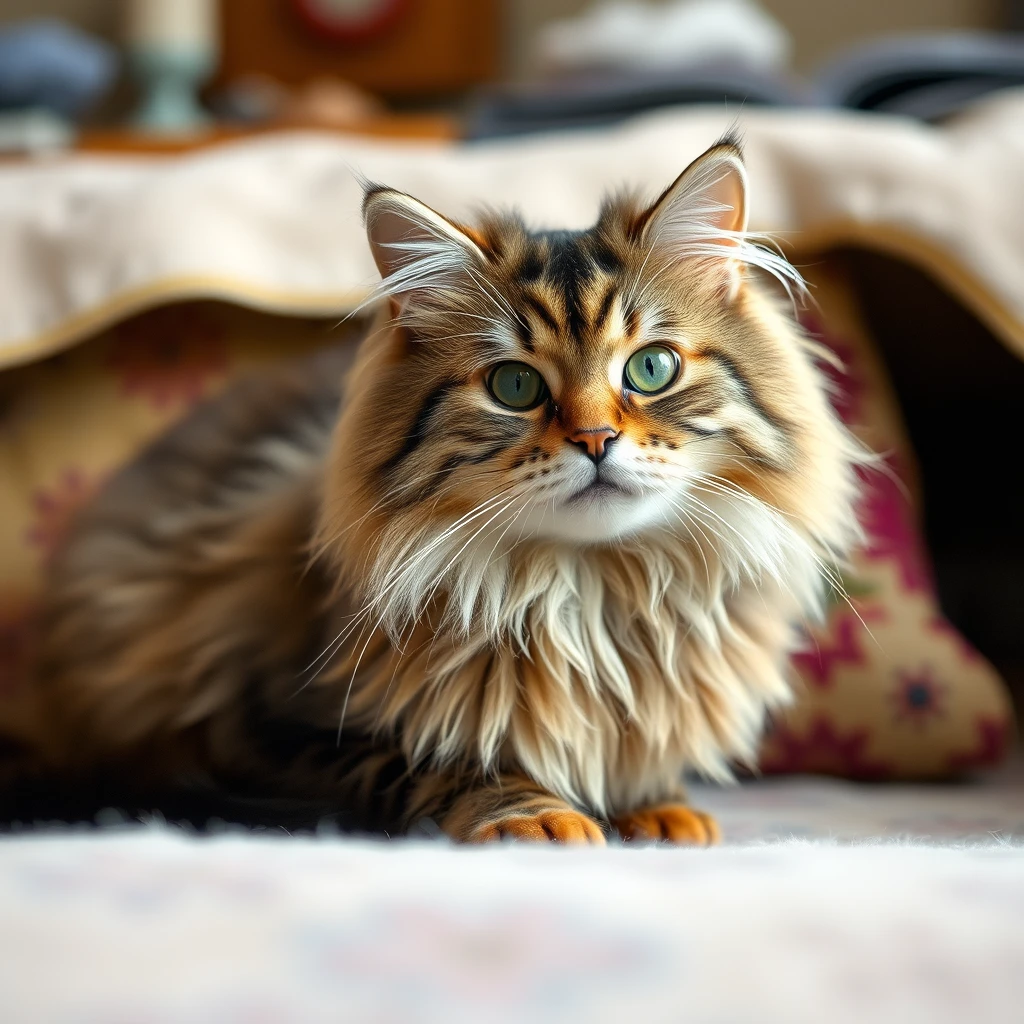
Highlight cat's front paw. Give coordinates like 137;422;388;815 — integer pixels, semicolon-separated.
467;809;607;845
614;804;720;845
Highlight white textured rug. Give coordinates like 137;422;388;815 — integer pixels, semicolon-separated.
2;784;1023;1024
691;764;1024;842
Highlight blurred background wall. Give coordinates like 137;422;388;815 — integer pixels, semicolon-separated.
0;1;118;39
506;0;1003;76
0;0;1009;79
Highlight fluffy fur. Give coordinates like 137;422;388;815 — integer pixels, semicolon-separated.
32;137;863;843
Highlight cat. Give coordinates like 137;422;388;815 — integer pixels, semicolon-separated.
34;135;862;843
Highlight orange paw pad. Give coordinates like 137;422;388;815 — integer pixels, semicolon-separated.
614;804;721;845
469;809;606;845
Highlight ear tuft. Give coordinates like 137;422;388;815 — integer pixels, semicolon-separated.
637;136;804;302
712;126;744;160
641;139;748;250
362;187;485;306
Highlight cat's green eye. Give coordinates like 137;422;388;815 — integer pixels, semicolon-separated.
487;362;547;410
624;345;679;395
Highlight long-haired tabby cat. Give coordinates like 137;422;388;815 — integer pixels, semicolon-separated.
35;136;862;843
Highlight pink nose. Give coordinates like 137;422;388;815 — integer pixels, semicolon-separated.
566;427;619;463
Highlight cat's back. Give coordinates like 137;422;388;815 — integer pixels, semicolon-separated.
77;341;351;546
36;342;355;773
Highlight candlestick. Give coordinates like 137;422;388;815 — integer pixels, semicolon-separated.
125;0;217;133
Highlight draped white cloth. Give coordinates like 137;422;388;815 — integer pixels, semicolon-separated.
2;90;1024;369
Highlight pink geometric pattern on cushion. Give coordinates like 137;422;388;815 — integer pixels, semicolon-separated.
760;716;893;780
24;467;99;561
800;321;866;428
947;717;1012;773
806;308;934;596
802;309;935;592
107;305;229;410
857;463;934;593
791;613;868;689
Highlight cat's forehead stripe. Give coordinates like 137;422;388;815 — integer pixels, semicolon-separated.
539;230;591;343
522;294;560;334
504;228;628;349
593;284;618;333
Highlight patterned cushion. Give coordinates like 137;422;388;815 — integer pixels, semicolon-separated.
757;260;1014;778
0;262;1013;779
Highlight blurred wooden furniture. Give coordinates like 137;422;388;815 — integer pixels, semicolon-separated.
72;113;460;154
216;0;500;100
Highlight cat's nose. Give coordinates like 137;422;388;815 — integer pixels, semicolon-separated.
566;427;619;464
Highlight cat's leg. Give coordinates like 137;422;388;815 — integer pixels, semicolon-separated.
221;705;605;844
407;771;606;845
612;788;721;845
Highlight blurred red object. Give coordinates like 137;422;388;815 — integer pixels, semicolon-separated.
217;0;499;100
291;0;411;44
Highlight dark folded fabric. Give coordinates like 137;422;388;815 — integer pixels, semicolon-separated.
815;32;1024;119
466;66;811;141
466;32;1024;139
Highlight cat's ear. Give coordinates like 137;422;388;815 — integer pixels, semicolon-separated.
362;186;485;307
638;135;749;298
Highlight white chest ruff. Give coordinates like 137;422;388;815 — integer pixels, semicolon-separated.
375;491;828;816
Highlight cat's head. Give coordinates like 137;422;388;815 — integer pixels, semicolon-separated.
323;137;861;628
